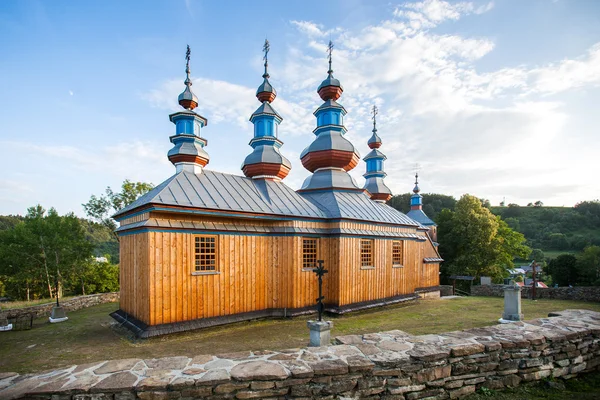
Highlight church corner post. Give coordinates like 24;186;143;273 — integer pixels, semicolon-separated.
307;259;333;347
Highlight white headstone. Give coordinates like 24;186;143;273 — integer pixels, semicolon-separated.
499;284;523;323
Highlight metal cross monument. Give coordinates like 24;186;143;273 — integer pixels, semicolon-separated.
312;260;328;321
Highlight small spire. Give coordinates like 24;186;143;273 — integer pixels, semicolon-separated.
256;39;277;103
178;44;199;110
367;105;382;149
263;39;270;78
413;172;420;194
327;40;334;75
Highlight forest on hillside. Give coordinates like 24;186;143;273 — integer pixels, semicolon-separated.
388;194;600;258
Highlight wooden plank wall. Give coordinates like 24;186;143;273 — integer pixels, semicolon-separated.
145;233;335;325
119;233;150;323
120;224;440;325
337;238;440;306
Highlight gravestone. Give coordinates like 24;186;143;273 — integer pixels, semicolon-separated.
499;283;523;323
307;320;333;347
0;315;12;331
49;306;68;323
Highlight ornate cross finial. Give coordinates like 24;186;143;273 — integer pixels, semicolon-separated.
371;105;378;130
327;40;334;74
413;163;421;183
262;39;270;78
185;45;192;85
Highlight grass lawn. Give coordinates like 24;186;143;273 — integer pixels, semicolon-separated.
1;296;600;374
0;296;76;310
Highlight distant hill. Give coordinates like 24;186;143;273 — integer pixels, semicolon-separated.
490;202;600;257
388;195;600;260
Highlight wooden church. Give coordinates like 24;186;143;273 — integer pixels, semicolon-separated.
112;43;442;337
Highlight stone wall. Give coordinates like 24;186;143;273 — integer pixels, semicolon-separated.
1;309;599;400
0;292;119;320
439;285;454;297
472;284;600;302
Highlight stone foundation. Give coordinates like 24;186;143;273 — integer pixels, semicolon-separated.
0;292;119;320
472;285;600;302
1;309;599;399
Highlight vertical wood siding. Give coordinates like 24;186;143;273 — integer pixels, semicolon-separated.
120;228;440;325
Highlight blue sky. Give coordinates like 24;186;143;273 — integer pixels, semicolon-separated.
1;0;600;216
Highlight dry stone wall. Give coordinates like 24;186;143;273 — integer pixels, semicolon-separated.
0;292;119;320
1;309;600;399
472;284;600;302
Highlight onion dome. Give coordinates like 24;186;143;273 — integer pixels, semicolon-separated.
168;45;209;174
299;41;361;192
363;106;392;202
242;40;291;181
413;174;420;194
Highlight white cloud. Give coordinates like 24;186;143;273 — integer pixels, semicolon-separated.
140;0;599;206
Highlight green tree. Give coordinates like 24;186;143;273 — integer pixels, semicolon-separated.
437;194;530;281
83;179;154;235
388;193;456;220
0;206;94;300
547;254;578;286
577;245;600;285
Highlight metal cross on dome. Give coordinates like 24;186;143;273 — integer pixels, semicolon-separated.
263;39;270;62
372;105;378;129
185;45;191;69
327;40;334;72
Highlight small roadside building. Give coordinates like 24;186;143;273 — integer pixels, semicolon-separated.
112;44;442;337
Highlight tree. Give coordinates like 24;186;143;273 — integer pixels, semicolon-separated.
529;248;545;262
388;193;456;220
577;245;600;286
534;200;544;208
437;194;530;281
0;206;94;300
83;179;154;237
547;254;578;286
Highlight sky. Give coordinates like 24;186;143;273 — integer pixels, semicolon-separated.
1;0;599;216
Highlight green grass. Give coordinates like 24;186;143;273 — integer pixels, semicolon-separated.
0;296;76;310
465;371;600;399
1;296;600;374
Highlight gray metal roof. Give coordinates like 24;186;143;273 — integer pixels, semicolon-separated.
300;169;360;191
315;99;346;114
424;257;444;263
167;135;210;159
256;77;276;96
406;209;436;226
300;190;419;226
364;177;392;195
367;130;381;146
300;130;359;158
250;102;281;121
242;145;292;169
318;72;342;92
363;149;387;161
114;170;328;220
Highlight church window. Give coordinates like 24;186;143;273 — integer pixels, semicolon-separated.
361;239;373;268
303;238;319;270
392;240;404;267
194;235;218;272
